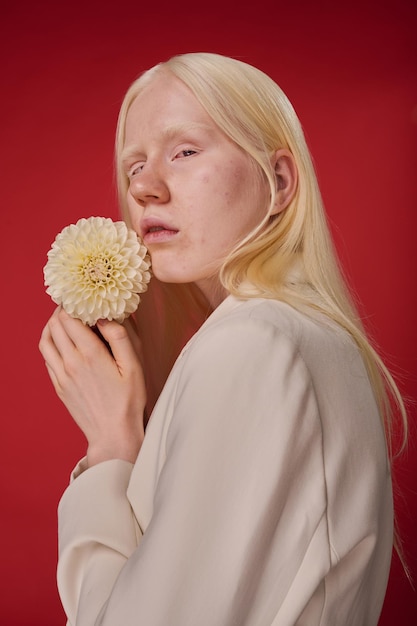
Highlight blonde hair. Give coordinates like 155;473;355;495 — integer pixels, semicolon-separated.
116;53;408;475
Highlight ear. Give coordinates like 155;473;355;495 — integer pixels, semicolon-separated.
270;149;298;216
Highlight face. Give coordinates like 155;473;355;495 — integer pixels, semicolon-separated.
122;72;269;306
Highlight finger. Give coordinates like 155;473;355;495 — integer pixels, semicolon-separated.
44;359;63;395
123;316;144;363
96;319;140;375
47;308;78;358
57;308;107;357
39;322;67;389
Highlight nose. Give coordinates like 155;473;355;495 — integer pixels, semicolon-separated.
128;164;170;205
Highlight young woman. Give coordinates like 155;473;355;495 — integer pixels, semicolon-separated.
39;52;407;625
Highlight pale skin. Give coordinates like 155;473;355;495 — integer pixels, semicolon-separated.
39;72;297;468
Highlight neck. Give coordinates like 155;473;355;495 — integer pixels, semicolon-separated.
195;276;228;309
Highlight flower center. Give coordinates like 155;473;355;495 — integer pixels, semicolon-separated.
84;254;112;283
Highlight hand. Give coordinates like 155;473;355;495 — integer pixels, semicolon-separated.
39;307;147;466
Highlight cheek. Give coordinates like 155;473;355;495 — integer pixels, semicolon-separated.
125;200;144;234
222;165;265;224
224;159;260;202
126;192;141;216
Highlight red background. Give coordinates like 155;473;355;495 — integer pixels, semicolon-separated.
1;0;416;623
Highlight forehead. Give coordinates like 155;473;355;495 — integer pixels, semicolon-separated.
124;73;215;139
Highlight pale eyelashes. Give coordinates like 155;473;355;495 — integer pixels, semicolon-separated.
121;121;215;179
126;148;199;180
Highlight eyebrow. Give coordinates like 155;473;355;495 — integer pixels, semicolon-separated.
121;121;213;166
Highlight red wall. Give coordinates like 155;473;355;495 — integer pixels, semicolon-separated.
1;1;416;623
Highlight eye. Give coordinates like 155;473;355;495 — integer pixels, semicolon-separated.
128;163;145;178
176;149;197;159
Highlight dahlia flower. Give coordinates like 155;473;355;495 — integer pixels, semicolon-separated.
44;216;151;325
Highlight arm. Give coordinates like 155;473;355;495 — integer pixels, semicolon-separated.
39;307;148;623
58;459;140;626
57;314;328;625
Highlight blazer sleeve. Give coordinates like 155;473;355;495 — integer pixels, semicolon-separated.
57;459;141;625
58;314;329;625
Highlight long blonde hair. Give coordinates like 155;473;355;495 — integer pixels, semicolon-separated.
116;52;408;464
116;51;409;574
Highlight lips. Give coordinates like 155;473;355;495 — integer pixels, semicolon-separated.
140;217;179;244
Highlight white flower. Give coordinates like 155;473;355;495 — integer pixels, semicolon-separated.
44;216;151;326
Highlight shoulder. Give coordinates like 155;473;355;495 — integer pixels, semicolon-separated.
180;297;304;369
184;296;356;368
177;296;374;418
171;298;318;415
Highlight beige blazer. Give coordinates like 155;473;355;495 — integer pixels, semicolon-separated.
58;295;393;625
